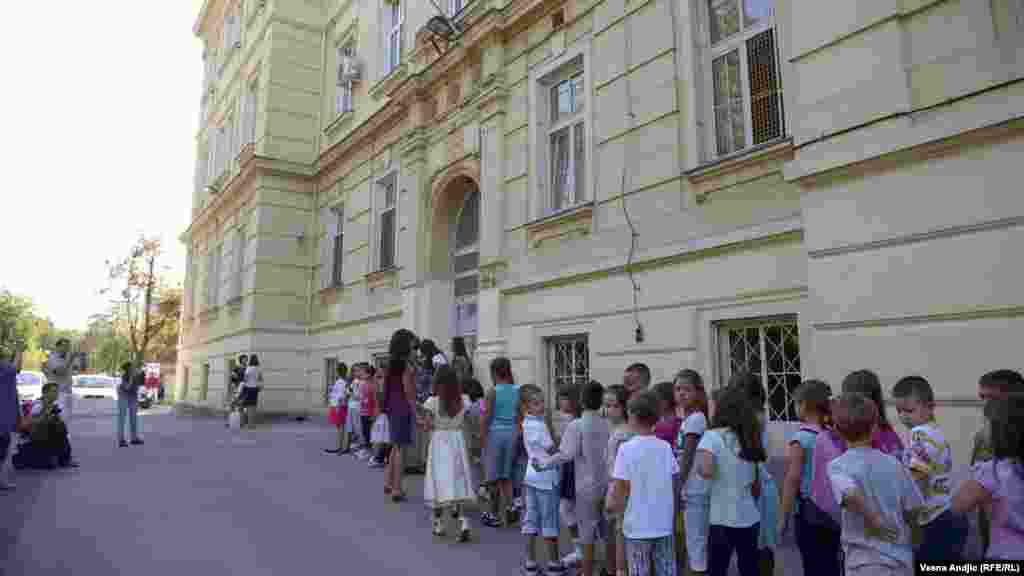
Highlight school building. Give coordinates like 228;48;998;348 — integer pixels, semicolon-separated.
177;0;1024;464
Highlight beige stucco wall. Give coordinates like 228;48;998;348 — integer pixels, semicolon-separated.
179;0;1024;469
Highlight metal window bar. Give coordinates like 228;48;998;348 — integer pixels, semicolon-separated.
548;336;589;405
723;318;800;422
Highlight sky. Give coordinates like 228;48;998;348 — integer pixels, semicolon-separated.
1;2;206;330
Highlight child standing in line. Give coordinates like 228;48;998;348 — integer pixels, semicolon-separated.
953;395;1024;560
554;384;583;568
361;364;385;468
607;390;679;576
731;372;779;576
462;378;486;492
827;392;923;576
371;365;393;466
969;369;1024;556
675;370;709;576
891;376;967;561
324;362;350;454
779;380;838;576
520;384;566;576
536;380;611;576
698;385;764;576
347;370;366;458
418;365;476;542
604;384;634;576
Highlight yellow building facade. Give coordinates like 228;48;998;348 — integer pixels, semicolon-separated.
179;0;1024;463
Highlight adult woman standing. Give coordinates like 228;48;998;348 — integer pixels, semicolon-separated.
383;329;418;501
451;337;473;384
237;354;263;428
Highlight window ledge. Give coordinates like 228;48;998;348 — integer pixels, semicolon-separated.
685;138;793;204
366;268;399;291
369;63;409;102
525;202;595;249
319;284;343;306
324;110;355;137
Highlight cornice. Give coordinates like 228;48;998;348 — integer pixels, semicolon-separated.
317;97;409;178
181;150;314;244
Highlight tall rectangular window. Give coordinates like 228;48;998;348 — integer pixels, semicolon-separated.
705;0;784;157
378;177;396;270
384;1;403;75
231;227;246;301
332;207;344;287
241;81;257;148
324;358;338;406
716;316;801;422
534;53;587;217
336;44;355;115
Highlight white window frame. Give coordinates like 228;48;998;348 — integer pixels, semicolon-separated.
383;0;404;76
698;0;784;160
320;205;341;291
714;315;801;423
376;173;398;271
546;66;586;213
336;44;355;115
528;41;593;220
324;357;338;406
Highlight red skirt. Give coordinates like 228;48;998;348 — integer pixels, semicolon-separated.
328;406;346;428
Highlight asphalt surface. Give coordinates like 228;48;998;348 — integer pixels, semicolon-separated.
1;403;810;576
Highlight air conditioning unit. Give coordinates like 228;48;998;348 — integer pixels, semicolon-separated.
340;56;362;82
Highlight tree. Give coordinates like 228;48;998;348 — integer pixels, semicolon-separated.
0;289;34;351
101;236;182;366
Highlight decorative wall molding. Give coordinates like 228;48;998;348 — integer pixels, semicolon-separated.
811;305;1024;332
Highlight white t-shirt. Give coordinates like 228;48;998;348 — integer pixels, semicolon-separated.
697;428;760;528
242;366;262;388
328;379;347;407
523;415;559;491
680;411;708;496
612;435;679;539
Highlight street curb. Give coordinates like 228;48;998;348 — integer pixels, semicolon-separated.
171;402;315;424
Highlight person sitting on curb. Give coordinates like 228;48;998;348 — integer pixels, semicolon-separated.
13;382;76;470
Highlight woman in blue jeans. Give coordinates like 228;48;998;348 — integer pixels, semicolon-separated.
117;362;143;447
481;356;519;527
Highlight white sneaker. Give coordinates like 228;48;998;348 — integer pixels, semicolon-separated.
561;551;580;567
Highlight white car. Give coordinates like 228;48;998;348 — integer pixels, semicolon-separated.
72;374;118;400
16;370;46;402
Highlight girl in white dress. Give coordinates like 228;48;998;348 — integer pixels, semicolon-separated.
418;365;476;542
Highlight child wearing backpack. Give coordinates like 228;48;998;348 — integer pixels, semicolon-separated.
779;380;838;576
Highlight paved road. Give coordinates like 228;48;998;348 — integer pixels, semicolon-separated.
2;410;806;576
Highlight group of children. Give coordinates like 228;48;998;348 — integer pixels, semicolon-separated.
322;351;1024;576
325;362;389;467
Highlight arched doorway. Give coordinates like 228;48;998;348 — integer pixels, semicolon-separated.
451;187;480;357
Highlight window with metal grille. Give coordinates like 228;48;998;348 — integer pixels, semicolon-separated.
324;358;338;406
547;335;589;405
717;316;800;421
378;177;396;270
706;0;784;158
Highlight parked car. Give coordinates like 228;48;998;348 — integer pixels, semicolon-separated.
16;371;46;402
72;374;118;400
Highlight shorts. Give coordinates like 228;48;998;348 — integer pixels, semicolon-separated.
575;488;606;545
328;406;346;428
388;412;412;446
486;427;517;482
626;536;676;576
522;485;560;539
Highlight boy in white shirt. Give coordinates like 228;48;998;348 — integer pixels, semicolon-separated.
324;363;349;454
890;376;967;561
607;390;679;576
519;384;566;576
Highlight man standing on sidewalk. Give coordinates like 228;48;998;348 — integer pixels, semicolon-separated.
43;339;76;427
0;342;23;490
43;338;78;466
